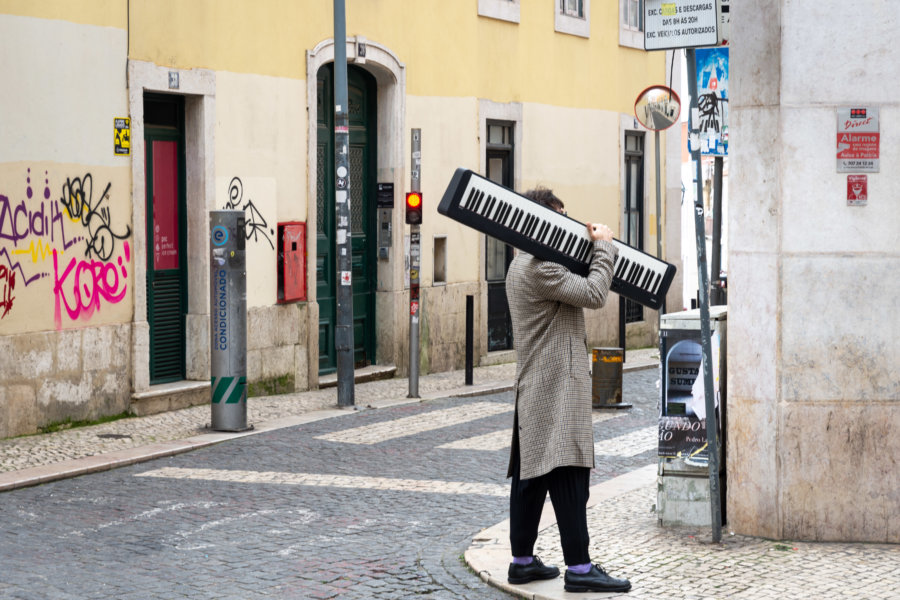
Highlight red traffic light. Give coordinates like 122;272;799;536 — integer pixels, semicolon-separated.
405;192;423;225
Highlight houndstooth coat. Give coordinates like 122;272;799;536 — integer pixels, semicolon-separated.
506;239;618;480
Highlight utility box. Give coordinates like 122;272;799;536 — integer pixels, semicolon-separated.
210;210;250;432
278;222;307;303
657;306;727;527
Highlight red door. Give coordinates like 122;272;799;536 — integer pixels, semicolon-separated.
144;94;187;383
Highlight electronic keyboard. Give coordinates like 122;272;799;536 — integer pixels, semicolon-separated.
437;168;676;310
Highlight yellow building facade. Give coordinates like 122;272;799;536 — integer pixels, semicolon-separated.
0;1;681;437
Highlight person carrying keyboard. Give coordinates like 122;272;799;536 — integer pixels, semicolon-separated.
505;186;632;594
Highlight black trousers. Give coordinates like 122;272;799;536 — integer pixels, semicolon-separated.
509;435;592;566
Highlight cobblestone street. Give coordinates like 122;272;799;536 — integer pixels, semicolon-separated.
0;370;660;599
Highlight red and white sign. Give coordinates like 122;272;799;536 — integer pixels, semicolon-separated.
847;174;867;206
410;300;418;316
836;107;879;173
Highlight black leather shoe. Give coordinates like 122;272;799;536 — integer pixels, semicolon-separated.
564;564;631;593
507;556;560;584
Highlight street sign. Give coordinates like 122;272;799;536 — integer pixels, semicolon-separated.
645;0;719;51
718;0;730;45
836;107;879;173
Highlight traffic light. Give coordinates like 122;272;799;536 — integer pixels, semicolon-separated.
405;191;423;225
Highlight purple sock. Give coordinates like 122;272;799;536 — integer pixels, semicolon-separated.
568;563;592;574
512;556;534;565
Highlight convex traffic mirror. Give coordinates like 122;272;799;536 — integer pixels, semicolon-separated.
634;85;681;131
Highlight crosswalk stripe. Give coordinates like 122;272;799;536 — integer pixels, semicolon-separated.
136;467;509;497
593;426;659;457
437;411;626;451
314;402;511;445
438;429;510;451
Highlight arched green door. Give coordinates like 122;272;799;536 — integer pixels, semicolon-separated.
316;64;377;374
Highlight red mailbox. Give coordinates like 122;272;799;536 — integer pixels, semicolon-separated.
278;222;307;302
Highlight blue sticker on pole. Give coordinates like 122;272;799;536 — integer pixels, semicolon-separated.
695;47;729;156
211;225;229;246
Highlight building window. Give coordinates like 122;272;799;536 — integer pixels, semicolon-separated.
556;0;590;37
433;236;447;285
485;120;515;352
478;0;520;24
561;0;584;18
624;132;645;323
625;0;643;29
620;0;644;48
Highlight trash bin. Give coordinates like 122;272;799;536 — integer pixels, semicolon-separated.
657;306;727;527
591;347;631;409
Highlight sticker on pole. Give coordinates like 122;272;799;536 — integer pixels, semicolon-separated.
836;107;879;173
410;300;418;316
340;271;352;286
211;225;229;246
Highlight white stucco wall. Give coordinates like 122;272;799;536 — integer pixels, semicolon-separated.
215;71;307;308
0;15;132;335
728;0;900;543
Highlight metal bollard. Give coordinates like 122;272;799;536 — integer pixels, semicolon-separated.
465;295;473;386
209;210;251;431
591;347;631;409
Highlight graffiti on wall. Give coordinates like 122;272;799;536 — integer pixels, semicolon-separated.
0;168;131;329
59;174;131;261
224;176;275;249
0;264;13;318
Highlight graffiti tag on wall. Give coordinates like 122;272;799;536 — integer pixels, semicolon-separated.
59;174;131;261
0;265;14;318
224;176;275;249
0;168;131;329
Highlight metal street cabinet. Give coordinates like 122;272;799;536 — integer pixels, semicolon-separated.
657;306;727;527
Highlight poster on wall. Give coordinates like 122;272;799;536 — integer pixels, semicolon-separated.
695;47;729;156
836;107;879;173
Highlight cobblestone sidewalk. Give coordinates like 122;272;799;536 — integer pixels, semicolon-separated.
0;350;658;481
0;361;522;485
467;467;900;600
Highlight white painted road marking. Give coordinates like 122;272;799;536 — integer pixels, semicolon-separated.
594;426;658;457
136;467;510;497
314;402;511;445
438;411;625;451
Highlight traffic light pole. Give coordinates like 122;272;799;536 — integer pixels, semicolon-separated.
408;128;421;398
333;0;354;407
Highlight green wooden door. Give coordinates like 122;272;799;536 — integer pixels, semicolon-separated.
316;64;377;374
144;94;187;383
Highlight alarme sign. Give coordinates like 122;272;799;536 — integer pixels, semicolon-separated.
836;107;879;173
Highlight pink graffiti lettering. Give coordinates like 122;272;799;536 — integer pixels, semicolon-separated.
0;264;15;318
52;241;130;329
